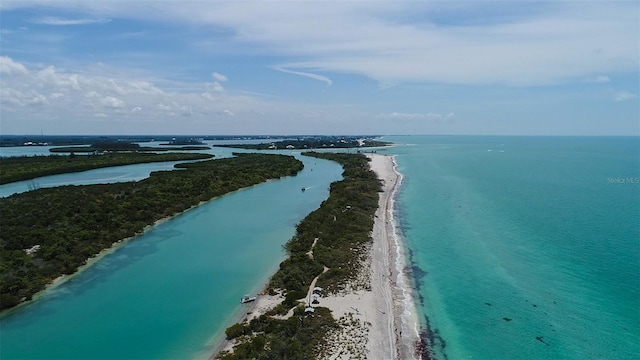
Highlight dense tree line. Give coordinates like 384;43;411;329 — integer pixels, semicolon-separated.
218;152;382;359
48;145;210;153
0;153;303;310
0;152;213;184
0;135;286;147
219;306;337;360
269;152;381;294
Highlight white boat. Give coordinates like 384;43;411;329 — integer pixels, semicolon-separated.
240;294;256;303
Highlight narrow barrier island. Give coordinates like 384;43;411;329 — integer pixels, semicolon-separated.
0;152;213;185
216;152;382;360
0;153;303;311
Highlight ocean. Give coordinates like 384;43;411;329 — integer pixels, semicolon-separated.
381;136;640;360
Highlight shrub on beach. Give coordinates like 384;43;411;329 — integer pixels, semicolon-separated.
225;323;249;340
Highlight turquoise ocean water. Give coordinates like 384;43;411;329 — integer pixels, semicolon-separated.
381;136;639;360
0;153;342;359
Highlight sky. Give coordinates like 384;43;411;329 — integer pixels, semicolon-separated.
0;1;638;136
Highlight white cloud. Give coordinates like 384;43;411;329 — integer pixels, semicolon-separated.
201;92;216;100
156;103;173;112
1;27;27;35
148;1;636;87
381;112;455;121
273;66;332;86
0;88;24;106
613;91;638;102
208;81;225;92
0;56;335;134
180;106;193;116
0;56;28;75
3;2;637;87
0;87;49;107
36;66;81;90
585;75;611;83
212;72;227;82
100;96;125;109
32;16;111;26
26;94;48;106
125;80;164;95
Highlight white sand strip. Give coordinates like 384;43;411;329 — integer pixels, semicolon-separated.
318;154;419;360
367;153;420;360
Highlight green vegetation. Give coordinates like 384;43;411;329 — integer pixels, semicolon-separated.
0;153;303;311
0;152;213;185
217;137;390;150
218;152;382;359
49;144;210;153
218;307;337;360
0;135;286;148
269;152;381;294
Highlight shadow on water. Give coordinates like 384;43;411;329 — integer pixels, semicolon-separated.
395;184;448;360
67;227;180;291
2;227;181;325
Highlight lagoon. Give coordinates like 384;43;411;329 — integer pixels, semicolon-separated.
0;152;343;359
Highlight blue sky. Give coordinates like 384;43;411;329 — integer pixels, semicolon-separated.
0;1;638;135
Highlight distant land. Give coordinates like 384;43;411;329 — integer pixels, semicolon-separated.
0;152;213;184
0;135;384;147
217;136;390;150
48;141;210;153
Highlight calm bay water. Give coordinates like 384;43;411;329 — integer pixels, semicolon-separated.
381;136;640;360
0;152;342;359
0;142;242;197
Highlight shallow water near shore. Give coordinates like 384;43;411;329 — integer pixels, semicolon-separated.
0;153;342;359
382;136;640;360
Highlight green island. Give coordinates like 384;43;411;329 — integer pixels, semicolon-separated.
217;152;381;360
217;137;390;150
49;141;210;153
0;152;213;185
0;153;303;311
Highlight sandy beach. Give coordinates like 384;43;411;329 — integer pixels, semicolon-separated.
212;153;420;359
317;153;420;359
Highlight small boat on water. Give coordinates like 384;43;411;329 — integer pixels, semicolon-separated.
301;187;306;192
240;294;256;304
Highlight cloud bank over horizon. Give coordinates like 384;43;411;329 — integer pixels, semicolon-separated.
0;1;638;135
